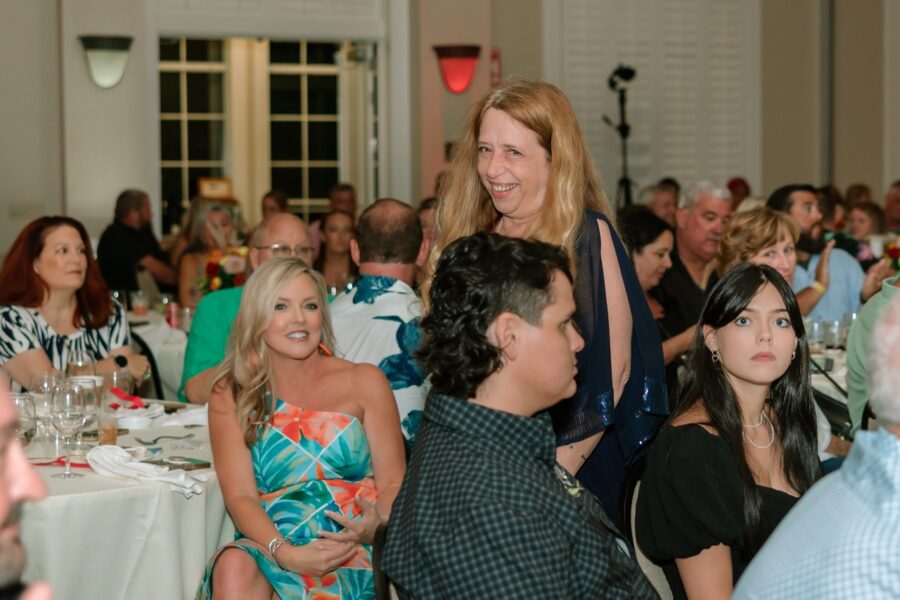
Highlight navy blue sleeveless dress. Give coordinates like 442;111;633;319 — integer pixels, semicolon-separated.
549;208;669;524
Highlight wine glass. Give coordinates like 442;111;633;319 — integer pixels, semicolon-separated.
66;351;96;377
29;372;60;440
50;383;87;479
11;393;36;447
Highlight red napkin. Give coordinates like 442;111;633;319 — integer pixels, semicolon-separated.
108;387;146;410
29;457;90;468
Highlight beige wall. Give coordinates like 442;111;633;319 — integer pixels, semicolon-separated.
60;0;159;238
0;1;63;248
759;0;824;195
491;0;543;80
416;0;491;199
833;0;883;193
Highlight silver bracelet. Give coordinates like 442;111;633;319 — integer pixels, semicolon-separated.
267;536;290;562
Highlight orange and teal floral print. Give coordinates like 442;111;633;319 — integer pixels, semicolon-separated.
197;399;376;599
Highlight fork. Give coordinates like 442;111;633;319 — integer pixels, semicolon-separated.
134;433;195;445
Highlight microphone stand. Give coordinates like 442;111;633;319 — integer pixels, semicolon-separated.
604;86;634;211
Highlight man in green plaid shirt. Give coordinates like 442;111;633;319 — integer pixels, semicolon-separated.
383;233;657;599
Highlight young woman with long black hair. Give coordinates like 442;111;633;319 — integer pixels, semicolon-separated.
635;263;821;599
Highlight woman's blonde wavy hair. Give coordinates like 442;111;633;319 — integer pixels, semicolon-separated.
214;256;335;446
423;78;611;306
716;208;800;276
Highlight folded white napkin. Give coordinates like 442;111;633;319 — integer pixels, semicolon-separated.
152;404;208;428
86;446;209;498
116;403;165;429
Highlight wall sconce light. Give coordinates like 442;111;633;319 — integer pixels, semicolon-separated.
79;35;133;89
433;45;481;94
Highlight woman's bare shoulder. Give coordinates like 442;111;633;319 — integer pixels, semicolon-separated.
319;356;386;386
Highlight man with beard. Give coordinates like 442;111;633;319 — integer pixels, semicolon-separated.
0;378;49;600
767;184;869;322
650;181;733;338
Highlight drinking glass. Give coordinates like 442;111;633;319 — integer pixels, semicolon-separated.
105;369;134;396
130;290;149;316
840;312;858;348
11;393;36;447
68;377;100;451
29;373;60;440
180;307;193;333
50;383;87;479
66;352;96;377
823;320;841;349
805;319;824;354
157;294;174;316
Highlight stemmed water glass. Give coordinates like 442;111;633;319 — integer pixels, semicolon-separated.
11;393;36;447
50;383;87;480
29;372;60;440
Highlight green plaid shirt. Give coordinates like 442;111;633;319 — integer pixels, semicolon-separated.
383;395;658;599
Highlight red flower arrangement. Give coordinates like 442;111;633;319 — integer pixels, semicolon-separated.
885;240;900;271
198;247;249;294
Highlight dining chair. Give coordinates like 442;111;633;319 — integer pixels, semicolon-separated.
130;330;163;399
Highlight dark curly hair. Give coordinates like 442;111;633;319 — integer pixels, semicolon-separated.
418;232;572;399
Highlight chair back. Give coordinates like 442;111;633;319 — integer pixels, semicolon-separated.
130;330;163;399
621;460;673;599
630;481;673;599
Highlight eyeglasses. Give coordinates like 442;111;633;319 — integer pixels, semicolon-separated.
255;244;314;258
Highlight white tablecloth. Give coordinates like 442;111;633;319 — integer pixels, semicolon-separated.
21;425;234;600
132;314;187;401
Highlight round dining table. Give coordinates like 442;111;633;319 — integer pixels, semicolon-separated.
21;421;234;600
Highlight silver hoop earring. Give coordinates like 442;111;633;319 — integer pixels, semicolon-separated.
791;350;796;360
711;349;720;364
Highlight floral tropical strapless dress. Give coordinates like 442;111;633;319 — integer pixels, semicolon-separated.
198;400;377;599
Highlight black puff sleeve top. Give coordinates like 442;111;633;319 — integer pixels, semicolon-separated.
635;424;797;599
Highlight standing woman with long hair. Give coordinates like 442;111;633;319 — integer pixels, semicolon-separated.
426;78;667;521
636;264;821;599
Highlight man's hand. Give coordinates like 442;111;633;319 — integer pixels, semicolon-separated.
320;497;385;546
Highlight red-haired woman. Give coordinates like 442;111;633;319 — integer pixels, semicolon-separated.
0;216;149;389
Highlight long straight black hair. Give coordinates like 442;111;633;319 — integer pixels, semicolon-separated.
673;263;821;557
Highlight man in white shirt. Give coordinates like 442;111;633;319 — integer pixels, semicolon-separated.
330;198;428;447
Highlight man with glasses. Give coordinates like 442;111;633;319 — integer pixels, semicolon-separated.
179;213;311;403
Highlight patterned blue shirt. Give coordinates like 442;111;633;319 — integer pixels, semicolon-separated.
734;429;900;599
330;275;427;446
